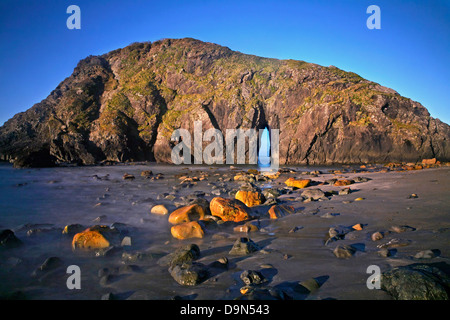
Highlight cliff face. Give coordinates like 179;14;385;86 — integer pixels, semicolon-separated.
0;38;449;167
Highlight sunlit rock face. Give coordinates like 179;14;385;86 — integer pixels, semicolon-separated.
1;38;449;167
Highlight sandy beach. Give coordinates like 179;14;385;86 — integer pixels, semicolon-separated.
0;163;449;300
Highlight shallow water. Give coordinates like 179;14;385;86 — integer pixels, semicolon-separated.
0;162;449;300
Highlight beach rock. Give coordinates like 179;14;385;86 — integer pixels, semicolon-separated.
62;224;85;235
206;257;229;272
325;179;338;185
381;263;450;300
95;245;123;257
328;227;349;239
390;225;416;233
262;188;281;199
122;173;135;180
299;278;321;293
233;220;259;233
171;221;205;240
140;170;153;177
268;204;294;219
150;204;169;215
210;197;250;222
229;237;260;255
121;236;132;247
334;179;354;187
354;177;370;183
92;215;107;222
284;178;311;189
371;231;384;241
168;204;206;225
240;270;267;286
378;248;394;257
0;230;22;249
414;250;440;259
72;225;119;250
166;244;201;267
122;251;164;263
377;238;412;249
169;262;208;286
422;158;437;165
333;244;356;258
301;188;326;200
338;188;351;195
72;230;110;250
235;190;265;207
36;257;62;273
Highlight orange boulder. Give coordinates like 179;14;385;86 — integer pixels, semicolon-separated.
235;190;265;207
168;204;206;225
422;158;437;165
171;221;204;240
72;229;110;250
334;179;354;186
268;204;295;219
210;197;250;222
284;178;311;189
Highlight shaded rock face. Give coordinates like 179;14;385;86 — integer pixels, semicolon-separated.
1;38;449;167
381;263;450;300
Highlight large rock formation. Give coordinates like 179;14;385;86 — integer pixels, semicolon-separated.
0;38;449;167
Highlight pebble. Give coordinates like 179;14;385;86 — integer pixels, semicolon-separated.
333;245;356;258
371;232;384;241
121;236;132;247
414;249;439;259
150;204;169;215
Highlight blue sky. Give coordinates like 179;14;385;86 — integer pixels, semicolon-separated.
0;0;449;125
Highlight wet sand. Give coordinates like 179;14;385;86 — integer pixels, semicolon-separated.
0;163;449;300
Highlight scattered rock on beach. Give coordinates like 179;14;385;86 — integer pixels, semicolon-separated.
377;238;412;249
168;204;206;225
233;220;259;233
381;263;450;300
229;237;260;255
284;178;311;189
140;170;153;177
389;225;416;233
339;188;351;195
210;197;250;222
371;232;384;241
422;158;437;165
62;224;85;235
235;190;265;207
171;221;205;240
333;244;356;258
72;225;119;250
0;230;22;249
268;204;294;219
301;188;327;201
122;173;135;180
158;244;201;268
150;204;169;215
240;270;267;286
169;262;208;286
414;249;440;259
334;179;354;187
